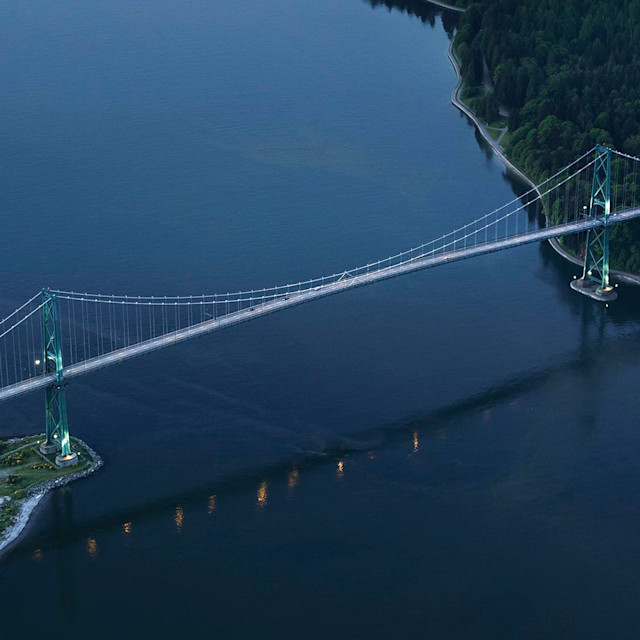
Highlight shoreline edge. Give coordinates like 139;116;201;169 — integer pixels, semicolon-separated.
0;436;103;559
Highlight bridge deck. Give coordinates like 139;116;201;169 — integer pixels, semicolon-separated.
2;208;639;403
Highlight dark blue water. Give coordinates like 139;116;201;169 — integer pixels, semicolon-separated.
2;0;640;638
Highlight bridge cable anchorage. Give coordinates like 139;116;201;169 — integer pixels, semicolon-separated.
0;148;639;404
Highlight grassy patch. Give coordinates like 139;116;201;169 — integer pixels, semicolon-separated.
487;117;508;130
459;84;483;114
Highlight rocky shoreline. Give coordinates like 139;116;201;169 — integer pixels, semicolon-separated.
0;436;103;558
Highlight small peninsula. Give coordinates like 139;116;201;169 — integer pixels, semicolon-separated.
0;435;102;554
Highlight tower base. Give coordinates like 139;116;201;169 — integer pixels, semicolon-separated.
570;277;617;302
55;452;79;468
39;441;58;455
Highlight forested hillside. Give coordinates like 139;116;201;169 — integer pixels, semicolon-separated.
454;0;640;271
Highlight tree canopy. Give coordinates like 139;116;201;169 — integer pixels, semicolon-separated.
455;0;640;270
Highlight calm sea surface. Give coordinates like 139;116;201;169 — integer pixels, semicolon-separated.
2;1;640;638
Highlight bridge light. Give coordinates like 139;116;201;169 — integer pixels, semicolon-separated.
588;270;593;276
35;359;41;365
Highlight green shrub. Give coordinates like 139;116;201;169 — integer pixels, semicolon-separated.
2;452;25;466
31;462;55;470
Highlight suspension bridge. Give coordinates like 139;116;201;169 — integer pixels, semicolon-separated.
1;145;640;466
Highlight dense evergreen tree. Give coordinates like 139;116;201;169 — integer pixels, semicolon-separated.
455;0;640;270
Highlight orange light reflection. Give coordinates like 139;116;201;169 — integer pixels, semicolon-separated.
87;537;98;557
174;505;184;531
257;482;268;508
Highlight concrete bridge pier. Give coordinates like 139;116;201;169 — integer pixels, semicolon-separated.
570;276;617;302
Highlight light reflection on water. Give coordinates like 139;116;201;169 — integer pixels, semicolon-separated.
26;428;422;562
256;482;268;509
287;468;299;499
174;506;184;532
86;537;97;558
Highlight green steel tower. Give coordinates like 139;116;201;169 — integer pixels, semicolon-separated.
39;289;78;467
572;144;617;302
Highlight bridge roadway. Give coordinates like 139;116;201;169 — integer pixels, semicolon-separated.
1;207;639;404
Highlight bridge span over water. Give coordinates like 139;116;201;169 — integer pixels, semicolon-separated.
1;145;639;464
